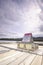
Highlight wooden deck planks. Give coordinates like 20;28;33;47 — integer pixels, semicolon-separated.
19;54;36;65
30;55;42;65
8;53;30;65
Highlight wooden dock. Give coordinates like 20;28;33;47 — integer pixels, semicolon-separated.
0;42;43;65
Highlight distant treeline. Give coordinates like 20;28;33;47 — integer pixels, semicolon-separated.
0;37;43;41
0;38;23;41
33;37;43;41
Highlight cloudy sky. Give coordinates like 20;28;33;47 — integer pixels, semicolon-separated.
0;0;43;38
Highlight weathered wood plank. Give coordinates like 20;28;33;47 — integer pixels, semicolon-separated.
30;55;42;65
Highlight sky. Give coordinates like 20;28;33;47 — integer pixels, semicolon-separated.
0;0;43;38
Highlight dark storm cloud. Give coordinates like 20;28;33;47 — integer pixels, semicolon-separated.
40;25;43;32
0;0;8;9
0;0;34;38
12;0;25;4
12;0;31;5
0;0;15;22
0;33;6;37
37;0;43;10
12;0;32;10
41;0;43;2
0;0;43;38
0;0;25;23
0;0;33;24
0;0;32;26
39;11;43;21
